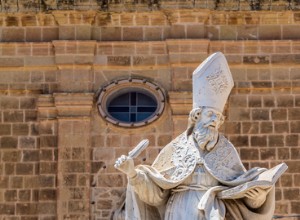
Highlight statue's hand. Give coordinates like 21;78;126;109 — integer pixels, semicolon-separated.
243;188;267;209
114;155;137;179
244;188;266;200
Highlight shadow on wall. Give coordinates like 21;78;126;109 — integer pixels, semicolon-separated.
90;161;126;220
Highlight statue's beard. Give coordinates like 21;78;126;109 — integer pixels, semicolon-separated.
193;123;219;151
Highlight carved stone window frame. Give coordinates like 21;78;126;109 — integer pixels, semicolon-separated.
97;78;166;127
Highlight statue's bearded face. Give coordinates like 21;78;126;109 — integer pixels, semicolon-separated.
192;108;224;151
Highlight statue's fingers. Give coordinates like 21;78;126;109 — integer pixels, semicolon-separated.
249;190;257;196
253;189;261;196
115;158;121;165
252;191;259;197
245;191;256;198
115;160;121;166
115;157;122;164
244;193;252;199
255;188;264;193
115;156;123;164
120;155;127;160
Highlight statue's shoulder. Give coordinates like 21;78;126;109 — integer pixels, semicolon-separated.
204;135;246;182
152;132;198;182
152;132;186;170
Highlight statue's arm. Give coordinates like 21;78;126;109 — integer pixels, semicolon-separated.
128;169;170;206
114;155;169;206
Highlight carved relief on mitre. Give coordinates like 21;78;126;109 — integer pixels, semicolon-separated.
193;52;234;113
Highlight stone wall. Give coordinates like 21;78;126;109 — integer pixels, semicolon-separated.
1;0;300;12
0;9;299;220
0;10;300;42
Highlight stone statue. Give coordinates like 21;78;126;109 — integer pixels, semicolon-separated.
114;52;287;220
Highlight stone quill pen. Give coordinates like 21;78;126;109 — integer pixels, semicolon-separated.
128;139;149;159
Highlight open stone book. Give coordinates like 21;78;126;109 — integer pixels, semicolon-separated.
218;163;288;199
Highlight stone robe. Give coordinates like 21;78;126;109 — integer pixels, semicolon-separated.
122;132;275;220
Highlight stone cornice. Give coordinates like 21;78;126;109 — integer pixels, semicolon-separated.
54;93;94;118
0;10;298;27
0;1;299;13
37;93;94;120
37;94;57;120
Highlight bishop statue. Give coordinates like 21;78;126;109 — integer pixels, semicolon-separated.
114;52;287;220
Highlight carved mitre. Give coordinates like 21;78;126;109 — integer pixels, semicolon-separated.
193;52;234;113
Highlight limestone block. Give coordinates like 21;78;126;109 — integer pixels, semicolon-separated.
2;150;21;162
0;57;24;67
42;27;59;41
19;136;36;148
0;204;15;215
16;163;34;175
0;124;11;135
236;25;258;40
2;28;25;42
144;27;163;41
59;25;75;40
3;111;24;123
25;56;55;66
123;27;143;41
23;150;39;162
75;25;91;40
186;24;205;38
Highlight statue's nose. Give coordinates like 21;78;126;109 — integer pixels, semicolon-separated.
211;115;217;122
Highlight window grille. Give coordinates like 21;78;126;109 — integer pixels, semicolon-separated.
97;78;165;127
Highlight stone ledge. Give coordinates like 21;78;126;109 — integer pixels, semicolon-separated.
37;93;94;119
0;10;297;27
54;93;94;118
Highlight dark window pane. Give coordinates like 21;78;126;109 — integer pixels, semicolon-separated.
137;93;157;106
110;113;130;122
130;113;136;122
136;113;153;121
131;92;136;105
137;107;157;112
110;93;129;106
108;107;129;112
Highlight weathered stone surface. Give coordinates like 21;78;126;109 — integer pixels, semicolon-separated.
16;203;38;215
107;56;131;66
16;163;34;175
40;136;57;148
2;28;25;42
23;150;39;162
2;150;21;162
19;137;36;148
1;137;18;148
12;124;29;135
0;124;11;135
0;204;15;215
19;190;31;201
38;202;56;214
0;97;19;109
0;8;299;220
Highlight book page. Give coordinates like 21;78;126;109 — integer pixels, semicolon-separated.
218;163;288;199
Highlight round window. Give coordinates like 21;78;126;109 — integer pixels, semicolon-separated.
97;78;165;127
